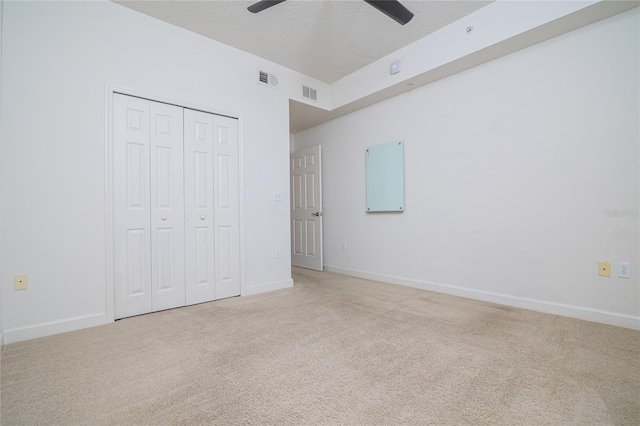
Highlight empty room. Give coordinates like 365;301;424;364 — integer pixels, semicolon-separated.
1;0;639;424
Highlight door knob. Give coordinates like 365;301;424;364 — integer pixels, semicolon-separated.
161;216;167;221
311;212;322;217
200;215;206;220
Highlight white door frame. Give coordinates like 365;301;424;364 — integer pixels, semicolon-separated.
104;85;245;323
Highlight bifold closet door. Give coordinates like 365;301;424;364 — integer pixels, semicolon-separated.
213;116;241;300
184;109;216;305
183;110;241;303
113;94;185;319
149;101;186;312
114;95;152;319
114;94;240;319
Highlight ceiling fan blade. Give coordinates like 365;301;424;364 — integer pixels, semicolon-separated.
364;0;414;25
247;0;287;14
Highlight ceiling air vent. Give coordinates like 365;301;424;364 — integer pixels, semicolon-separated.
258;70;278;88
303;85;317;101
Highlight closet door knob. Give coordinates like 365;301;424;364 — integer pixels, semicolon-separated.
200;215;205;220
161;216;167;221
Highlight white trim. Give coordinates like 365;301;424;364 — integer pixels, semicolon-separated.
237;115;247;297
324;265;640;331
105;85;245;320
104;84;115;323
244;279;293;296
0;0;4;122
3;313;107;345
1;331;4;349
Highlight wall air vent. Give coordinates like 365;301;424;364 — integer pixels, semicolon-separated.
303;85;317;101
258;70;278;89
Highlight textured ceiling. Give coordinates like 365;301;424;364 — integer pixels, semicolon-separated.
114;0;492;83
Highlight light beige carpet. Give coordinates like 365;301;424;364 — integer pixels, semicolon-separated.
1;267;639;425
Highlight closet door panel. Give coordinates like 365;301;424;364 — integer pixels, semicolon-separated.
213;116;241;299
113;94;152;319
150;101;185;312
184;109;215;305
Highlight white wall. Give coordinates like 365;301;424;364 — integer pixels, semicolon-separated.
0;1;304;342
295;10;640;329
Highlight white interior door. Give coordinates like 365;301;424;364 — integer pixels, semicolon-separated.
213;116;241;299
149;101;185;311
113;94;153;319
184;109;216;305
291;145;323;271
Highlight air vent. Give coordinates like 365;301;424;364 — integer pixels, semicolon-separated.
258;70;278;88
302;85;317;101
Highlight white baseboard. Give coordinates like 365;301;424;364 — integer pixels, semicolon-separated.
3;313;108;345
3;277;295;344
243;278;294;296
324;265;640;331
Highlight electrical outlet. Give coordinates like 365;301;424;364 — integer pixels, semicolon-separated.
273;192;282;202
14;274;28;291
618;262;631;278
598;261;611;277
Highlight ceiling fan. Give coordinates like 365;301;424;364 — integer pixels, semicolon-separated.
247;0;414;25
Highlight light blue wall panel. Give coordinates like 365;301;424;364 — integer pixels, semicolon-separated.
365;141;404;212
